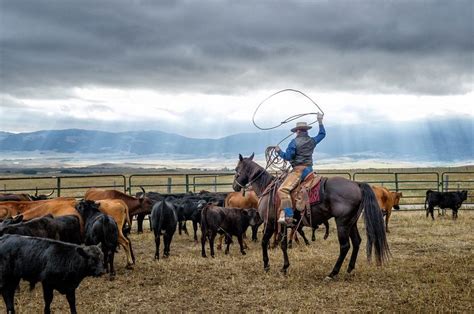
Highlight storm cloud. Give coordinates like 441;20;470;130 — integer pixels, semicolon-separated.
1;0;472;98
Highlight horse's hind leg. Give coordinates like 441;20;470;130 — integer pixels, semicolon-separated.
347;225;361;274
328;222;351;279
280;226;290;274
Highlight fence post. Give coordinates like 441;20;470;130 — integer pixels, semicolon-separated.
167;177;172;194
214;176;217;192
395;173;399;192
444;175;449;192
185;175;189;193
56;177;61;197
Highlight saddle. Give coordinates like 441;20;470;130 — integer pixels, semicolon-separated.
292;172;326;211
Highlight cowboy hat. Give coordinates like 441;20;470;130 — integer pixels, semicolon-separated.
291;122;312;132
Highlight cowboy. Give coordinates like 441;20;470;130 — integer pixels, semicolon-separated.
275;113;325;225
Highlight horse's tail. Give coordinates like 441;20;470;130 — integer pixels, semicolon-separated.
359;182;390;265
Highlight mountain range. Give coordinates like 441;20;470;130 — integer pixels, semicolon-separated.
0;118;472;163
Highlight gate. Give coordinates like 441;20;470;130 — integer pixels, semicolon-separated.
442;172;474;205
353;172;440;206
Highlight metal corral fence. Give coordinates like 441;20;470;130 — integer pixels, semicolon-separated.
0;171;472;209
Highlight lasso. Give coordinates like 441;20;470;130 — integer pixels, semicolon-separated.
252;89;324;172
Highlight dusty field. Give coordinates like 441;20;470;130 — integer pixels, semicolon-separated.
10;211;474;313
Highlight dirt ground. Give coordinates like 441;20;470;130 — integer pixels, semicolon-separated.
10;211;474;313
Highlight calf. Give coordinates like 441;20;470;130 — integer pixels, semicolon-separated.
150;200;178;259
76;200;119;278
425;190;468;220
0;214;81;244
0;234;104;314
201;204;260;258
173;197;205;243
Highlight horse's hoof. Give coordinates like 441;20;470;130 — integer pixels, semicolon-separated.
280;268;288;275
323;276;333;282
264;266;270;272
241;251;246;255
125;264;134;270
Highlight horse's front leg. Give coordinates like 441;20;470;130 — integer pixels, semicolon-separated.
261;225;273;272
280;226;290;274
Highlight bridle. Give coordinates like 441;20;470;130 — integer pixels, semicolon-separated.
233;160;285;198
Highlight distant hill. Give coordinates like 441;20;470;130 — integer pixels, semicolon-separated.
0;118;472;162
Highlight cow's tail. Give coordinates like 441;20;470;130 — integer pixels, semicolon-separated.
360;182;390;265
201;205;209;236
123;203;132;236
156;201;165;236
102;216;119;253
425;189;433;211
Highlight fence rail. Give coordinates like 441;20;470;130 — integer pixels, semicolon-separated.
0;171;472;209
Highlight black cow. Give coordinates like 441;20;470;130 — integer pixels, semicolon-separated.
173;197;205;242
76;200;119;278
425;190;468;220
0;214;81;244
201;204;261;258
150;200;178;259
134;191;165;233
0;234;104;314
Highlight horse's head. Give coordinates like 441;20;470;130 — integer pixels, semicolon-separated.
233;153;255;192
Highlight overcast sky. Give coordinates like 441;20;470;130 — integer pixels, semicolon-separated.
0;0;472;138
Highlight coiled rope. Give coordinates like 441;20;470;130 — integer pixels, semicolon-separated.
253;89;324;172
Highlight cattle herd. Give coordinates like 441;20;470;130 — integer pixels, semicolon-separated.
0;184;469;313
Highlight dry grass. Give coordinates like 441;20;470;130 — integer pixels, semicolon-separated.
10;211;473;313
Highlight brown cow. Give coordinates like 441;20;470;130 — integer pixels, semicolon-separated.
85;188;153;231
372;186;402;233
93;199;135;267
0;198;77;221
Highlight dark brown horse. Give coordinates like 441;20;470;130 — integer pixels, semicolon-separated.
233;153;390;279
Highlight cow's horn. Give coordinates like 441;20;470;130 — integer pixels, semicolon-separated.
46;189;55;197
139;186;146;199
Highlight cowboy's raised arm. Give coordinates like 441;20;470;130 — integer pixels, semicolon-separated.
277;139;296;161
313;123;326;145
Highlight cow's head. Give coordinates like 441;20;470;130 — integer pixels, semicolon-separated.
30;189;55;201
460;190;468;201
138;186;154;211
77;245;106;277
391;192;403;210
243;208;262;226
233;153;255;192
